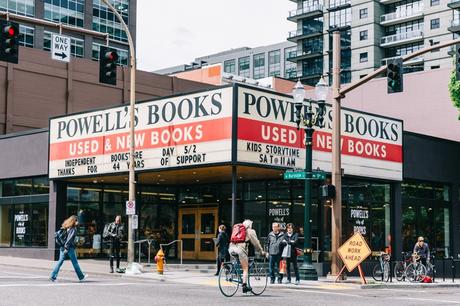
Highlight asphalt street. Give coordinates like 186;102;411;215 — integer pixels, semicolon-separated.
2;265;460;306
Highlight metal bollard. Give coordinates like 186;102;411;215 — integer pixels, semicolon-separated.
443;256;445;282
432;255;436;283
451;257;455;283
389;256;393;283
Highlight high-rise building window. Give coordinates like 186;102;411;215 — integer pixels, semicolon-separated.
430;0;439;6
329;8;351;28
329;0;351;9
430;18;440;29
302;36;323;53
224;59;236;74
92;43;128;66
238;56;250;78
268;50;281;77
302;17;323;35
360;52;368;63
360;30;368;41
253;53;265;79
44;31;84;58
93;0;129;43
385;20;423;36
284;47;297;79
0;0;34;17
19;25;34;48
44;0;84;27
359;8;368;19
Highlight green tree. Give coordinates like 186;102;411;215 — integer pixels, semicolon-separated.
448;70;460;120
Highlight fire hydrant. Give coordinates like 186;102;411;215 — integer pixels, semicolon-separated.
154;249;165;274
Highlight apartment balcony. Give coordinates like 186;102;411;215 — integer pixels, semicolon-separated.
380;30;424;47
448;19;460;33
381;55;424;66
380;6;424;26
287;48;323;62
287;4;323;22
327;0;351;11
287;28;323;42
448;0;460;9
380;0;401;4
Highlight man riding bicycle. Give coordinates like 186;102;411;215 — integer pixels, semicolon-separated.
228;219;267;293
413;236;430;266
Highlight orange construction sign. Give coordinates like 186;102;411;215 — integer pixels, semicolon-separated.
337;232;372;273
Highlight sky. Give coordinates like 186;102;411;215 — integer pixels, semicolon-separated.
135;0;296;72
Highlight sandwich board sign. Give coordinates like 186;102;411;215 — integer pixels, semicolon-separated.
51;34;70;63
336;232;372;284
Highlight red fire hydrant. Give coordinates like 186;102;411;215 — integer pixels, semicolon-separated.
154;249;165;274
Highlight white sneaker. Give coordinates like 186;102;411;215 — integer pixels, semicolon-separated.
79;274;88;282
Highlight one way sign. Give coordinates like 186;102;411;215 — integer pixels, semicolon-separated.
51;34;70;63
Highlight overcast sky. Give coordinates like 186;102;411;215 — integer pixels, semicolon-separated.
136;0;295;72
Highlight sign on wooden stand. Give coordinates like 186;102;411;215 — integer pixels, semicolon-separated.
335;232;372;284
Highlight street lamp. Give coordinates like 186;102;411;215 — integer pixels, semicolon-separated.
292;77;327;281
102;0;137;274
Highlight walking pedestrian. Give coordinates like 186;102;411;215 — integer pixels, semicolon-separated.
214;224;230;276
267;222;285;284
50;215;87;282
103;215;125;273
282;223;300;285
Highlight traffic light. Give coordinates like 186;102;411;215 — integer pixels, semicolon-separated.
0;20;19;64
456;44;460;81
99;46;118;85
387;58;403;94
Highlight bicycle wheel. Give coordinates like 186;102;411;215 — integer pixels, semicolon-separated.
383;261;390;282
249;260;268;296
372;263;384;282
394;262;405;281
218;263;240;297
406;263;427;283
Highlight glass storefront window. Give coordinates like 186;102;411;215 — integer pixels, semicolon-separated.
0;205;12;247
12;203;48;247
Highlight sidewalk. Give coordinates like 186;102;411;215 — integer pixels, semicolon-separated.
1;255;460;290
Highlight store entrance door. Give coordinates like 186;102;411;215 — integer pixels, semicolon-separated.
178;207;218;260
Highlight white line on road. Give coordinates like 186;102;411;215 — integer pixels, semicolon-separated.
282;288;363;298
0;282;153;288
389;297;460;304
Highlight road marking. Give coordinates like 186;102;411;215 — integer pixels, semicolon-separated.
0;282;153;288
390;297;460;304
282;288;363;298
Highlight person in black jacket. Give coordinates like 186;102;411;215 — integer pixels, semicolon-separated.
104;215;125;273
50;215;87;282
282;223;300;285
215;224;230;276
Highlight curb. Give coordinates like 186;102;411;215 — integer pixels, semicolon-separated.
360;283;460;289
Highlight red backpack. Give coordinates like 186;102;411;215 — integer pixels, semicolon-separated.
230;223;247;243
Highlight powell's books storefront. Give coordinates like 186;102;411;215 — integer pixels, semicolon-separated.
0;84;459;274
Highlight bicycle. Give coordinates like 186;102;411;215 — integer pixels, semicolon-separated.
372;252;390;282
218;255;268;297
394;252;413;281
405;253;427;282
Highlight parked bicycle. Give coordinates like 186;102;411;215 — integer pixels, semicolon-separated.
372;252;390;282
405;253;427;282
218;255;268;297
394;252;413;281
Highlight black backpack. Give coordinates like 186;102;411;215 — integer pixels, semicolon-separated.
54;228;67;247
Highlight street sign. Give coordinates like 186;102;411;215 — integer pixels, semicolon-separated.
132;215;138;229
284;171;326;180
51;34;70;63
126;200;136;215
284;171;305;180
337;232;372;272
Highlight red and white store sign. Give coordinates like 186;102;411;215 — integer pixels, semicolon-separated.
49;87;233;178
237;87;403;181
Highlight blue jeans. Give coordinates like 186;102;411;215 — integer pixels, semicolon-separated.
269;254;282;281
50;248;85;280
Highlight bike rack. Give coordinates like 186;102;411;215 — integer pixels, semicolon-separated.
160;239;183;265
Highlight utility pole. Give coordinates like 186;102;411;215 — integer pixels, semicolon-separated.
102;0;137;274
330;30;342;276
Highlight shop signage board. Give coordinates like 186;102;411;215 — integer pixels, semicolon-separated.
126;200;135;215
337;232;372;272
236;86;403;181
51;34;70;63
349;207;369;236
268;202;290;230
49;87;234;178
